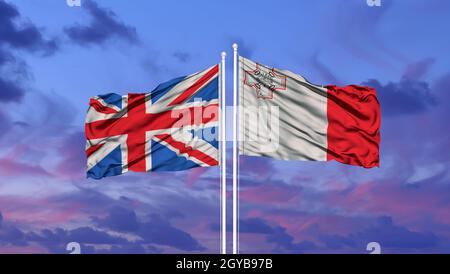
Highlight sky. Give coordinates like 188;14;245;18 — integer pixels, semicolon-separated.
0;0;449;253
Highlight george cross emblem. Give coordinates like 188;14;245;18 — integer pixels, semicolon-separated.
244;63;286;99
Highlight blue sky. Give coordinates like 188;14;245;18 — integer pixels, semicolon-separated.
0;0;449;253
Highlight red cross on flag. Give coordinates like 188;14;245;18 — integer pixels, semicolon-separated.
85;65;220;179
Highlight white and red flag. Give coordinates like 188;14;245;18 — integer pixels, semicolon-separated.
239;56;380;168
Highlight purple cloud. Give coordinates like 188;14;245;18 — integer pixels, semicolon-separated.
356;216;439;249
0;0;58;55
326;0;405;69
93;206;139;232
403;58;435;80
0;155;51;177
363;78;436;117
25;226;131;253
309;51;341;85
0;110;12;135
0;0;59;103
0;77;24;102
64;0;139;46
239;218;275;234
227;36;255;58
55;132;86;178
0;213;27;246
95;207;205;251
433;73;450;103
319;216;439;252
172;51;191;63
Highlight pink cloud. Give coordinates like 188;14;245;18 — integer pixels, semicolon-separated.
239;184;301;205
185;168;209;187
0;158;51;177
0;245;49;254
0;195;86;226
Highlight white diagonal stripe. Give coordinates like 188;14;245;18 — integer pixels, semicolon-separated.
146;65;218;113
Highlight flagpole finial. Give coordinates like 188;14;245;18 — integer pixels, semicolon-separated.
221;51;226;58
232;43;238;50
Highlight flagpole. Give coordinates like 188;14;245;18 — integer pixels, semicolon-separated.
232;43;238;254
220;51;227;255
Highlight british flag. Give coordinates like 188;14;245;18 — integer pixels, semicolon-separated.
85;65;220;179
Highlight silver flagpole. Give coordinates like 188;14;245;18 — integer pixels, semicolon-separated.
232;43;238;254
220;51;227;254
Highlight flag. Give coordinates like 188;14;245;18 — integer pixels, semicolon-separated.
239;57;380;168
85;65;220;179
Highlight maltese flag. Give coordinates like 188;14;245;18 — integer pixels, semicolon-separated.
239;56;381;168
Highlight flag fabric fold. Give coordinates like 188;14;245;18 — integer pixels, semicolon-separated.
239;56;380;168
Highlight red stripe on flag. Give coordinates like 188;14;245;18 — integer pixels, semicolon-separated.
89;98;119;114
85;104;219;140
168;65;219;106
155;133;219;166
86;143;104;158
126;94;147;172
326;85;381;168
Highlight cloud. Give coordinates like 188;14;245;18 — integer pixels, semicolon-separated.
26;227;131;253
55;131;86;178
320;216;439;251
60;227;128;244
172;51;191;63
0;77;25;102
0;1;58;103
0;225;27;246
105;244;151;254
266;225;317;253
0;179;217;253
0;212;27;246
433;73;450;103
0;49;27;102
0;48;13;65
0;0;59;55
235;217;318;253
363;78;436;117
0;209;144;253
239;218;275;234
95;207;205;251
240;183;301;205
356;216;439;249
326;0;405;69
403;58;435;80
94;206;139;232
227;36;254;58
64;0;138;46
309;51;341;85
319;234;357;250
0;90;82;179
0;110;12;136
138;215;205;251
238;155;276;183
0;157;51;177
140;49;174;79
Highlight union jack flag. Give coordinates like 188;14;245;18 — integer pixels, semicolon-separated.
85;65;220;179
